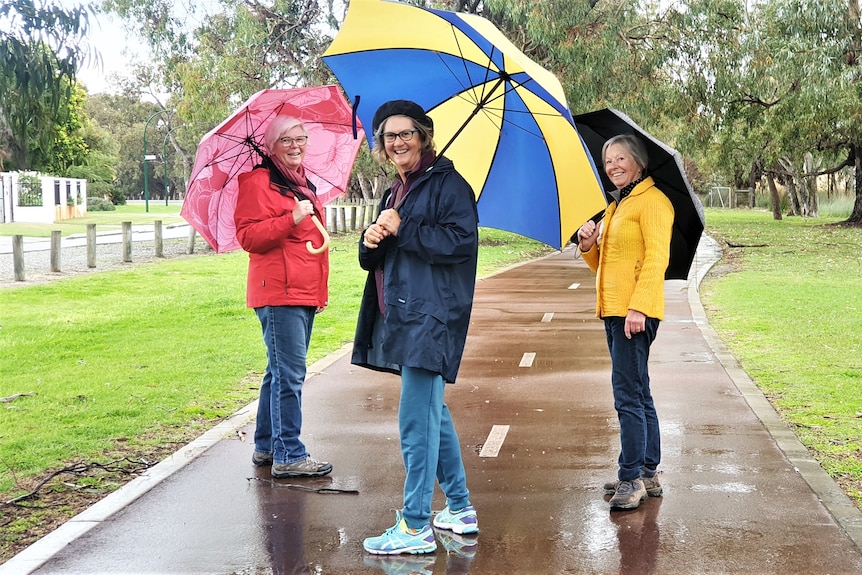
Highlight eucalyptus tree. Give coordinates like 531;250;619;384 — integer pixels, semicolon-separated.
669;0;862;222
0;0;96;170
103;0;338;128
482;0;678;120
100;0;349;199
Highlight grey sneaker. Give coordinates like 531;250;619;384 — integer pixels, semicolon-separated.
252;451;273;467
608;479;648;510
604;474;662;497
272;457;332;478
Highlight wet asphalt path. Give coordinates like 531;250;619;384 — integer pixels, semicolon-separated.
5;236;862;574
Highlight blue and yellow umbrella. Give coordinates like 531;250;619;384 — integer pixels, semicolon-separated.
322;0;606;249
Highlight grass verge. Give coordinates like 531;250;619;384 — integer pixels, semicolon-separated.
701;208;862;509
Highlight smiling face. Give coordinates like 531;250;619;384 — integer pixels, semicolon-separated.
273;124;307;171
381;115;422;178
604;142;644;190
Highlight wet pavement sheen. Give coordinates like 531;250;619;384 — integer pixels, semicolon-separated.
10;242;862;574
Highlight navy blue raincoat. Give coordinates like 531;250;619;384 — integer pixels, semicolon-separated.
351;155;478;383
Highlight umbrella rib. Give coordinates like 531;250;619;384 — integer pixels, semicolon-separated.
437;75;507;159
305;166;349;194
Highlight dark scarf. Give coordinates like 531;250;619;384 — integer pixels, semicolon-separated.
258;155;317;200
387;150;437;210
617;176;645;202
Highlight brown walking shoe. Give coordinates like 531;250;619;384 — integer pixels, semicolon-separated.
271;456;332;478
603;474;663;497
252;451;273;467
608;479;648;510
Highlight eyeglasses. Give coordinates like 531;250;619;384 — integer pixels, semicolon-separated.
278;135;308;146
381;129;419;144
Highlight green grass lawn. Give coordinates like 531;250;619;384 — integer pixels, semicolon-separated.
701;208;862;507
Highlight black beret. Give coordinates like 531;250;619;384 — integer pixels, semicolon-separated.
372;99;433;135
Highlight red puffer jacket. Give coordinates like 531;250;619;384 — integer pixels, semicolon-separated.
234;167;329;309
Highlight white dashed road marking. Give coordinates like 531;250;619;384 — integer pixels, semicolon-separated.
519;352;536;367
479;425;510;458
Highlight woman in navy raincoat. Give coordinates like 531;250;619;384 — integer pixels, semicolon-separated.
353;100;480;555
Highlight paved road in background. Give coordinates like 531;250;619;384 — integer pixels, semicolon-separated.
4;236;862;574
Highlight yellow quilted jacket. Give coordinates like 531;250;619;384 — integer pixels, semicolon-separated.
581;177;674;320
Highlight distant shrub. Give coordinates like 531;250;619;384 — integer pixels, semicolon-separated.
110;190;127;205
88;197;116;211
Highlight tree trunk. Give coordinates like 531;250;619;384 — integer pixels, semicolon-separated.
803;152;819;218
779;159;802;216
747;162;760;208
848;147;862;224
356;172;373;200
766;172;782;220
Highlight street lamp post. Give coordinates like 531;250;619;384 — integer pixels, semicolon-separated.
143;109;173;212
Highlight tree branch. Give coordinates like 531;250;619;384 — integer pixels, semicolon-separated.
3;458;156;507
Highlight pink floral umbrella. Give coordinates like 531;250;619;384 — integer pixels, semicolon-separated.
182;85;364;253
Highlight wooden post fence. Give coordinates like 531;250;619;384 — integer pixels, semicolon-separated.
187;226;196;254
12;235;24;281
154;220;164;258
324;199;380;234
50;230;61;272
122;221;132;262
87;224;96;268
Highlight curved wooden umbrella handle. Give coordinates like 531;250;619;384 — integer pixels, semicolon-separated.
306;215;330;254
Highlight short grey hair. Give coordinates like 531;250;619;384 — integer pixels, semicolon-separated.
601;134;648;172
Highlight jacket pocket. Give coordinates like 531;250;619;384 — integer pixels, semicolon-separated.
386;296;447;324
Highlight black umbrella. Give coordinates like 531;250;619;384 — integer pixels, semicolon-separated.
573;108;705;280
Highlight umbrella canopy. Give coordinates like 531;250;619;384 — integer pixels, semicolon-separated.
182;85;364;253
321;0;606;250
573;108;705;280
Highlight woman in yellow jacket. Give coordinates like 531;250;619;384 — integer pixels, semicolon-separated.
576;134;674;511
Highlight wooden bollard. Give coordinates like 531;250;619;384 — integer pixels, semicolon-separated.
50;230;61;272
328;206;336;233
154;220;163;258
12;235;24;281
87;224;96;268
186;226;196;254
122;221;132;262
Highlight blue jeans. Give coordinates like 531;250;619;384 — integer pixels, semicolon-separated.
604;316;661;482
399;366;471;530
254;305;316;465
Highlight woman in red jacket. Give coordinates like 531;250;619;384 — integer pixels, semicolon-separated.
233;115;331;478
